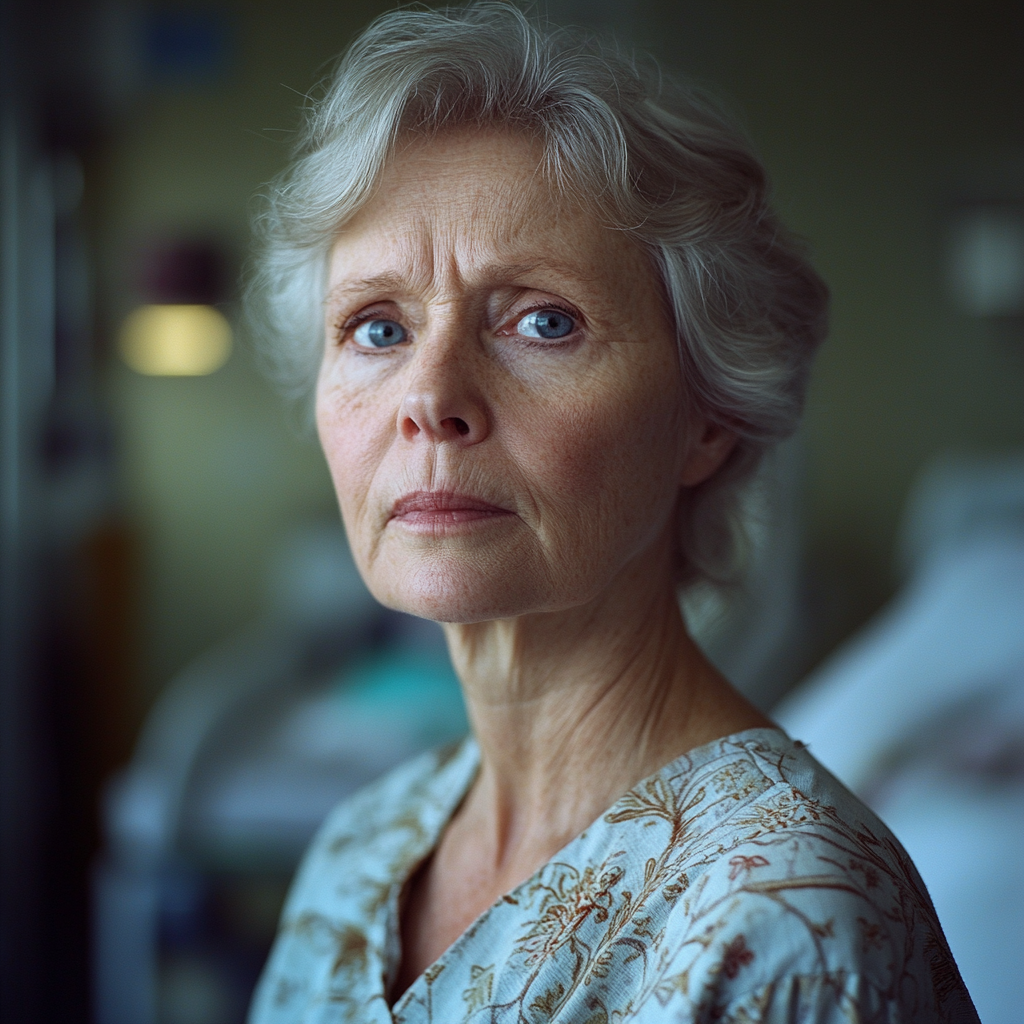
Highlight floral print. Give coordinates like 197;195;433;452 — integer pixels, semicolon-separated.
249;729;977;1023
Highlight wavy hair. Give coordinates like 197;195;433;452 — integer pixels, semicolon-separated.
247;2;829;585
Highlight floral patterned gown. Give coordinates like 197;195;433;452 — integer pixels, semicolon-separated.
248;728;977;1023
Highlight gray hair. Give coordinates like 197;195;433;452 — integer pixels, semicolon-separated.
248;2;828;586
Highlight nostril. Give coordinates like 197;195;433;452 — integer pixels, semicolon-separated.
445;417;470;437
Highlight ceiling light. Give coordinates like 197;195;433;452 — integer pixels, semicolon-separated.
120;304;232;376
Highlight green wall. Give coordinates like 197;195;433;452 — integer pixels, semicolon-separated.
714;2;1023;640
95;1;1023;695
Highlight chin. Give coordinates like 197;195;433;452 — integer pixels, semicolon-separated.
367;554;554;624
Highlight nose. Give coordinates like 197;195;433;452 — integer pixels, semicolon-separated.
397;336;490;446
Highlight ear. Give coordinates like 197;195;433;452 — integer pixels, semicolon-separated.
680;418;738;487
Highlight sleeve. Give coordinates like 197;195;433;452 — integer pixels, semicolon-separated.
684;972;904;1023
645;839;978;1024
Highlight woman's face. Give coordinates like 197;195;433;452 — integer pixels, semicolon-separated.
318;131;716;623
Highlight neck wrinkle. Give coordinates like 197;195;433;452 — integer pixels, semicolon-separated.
440;549;718;877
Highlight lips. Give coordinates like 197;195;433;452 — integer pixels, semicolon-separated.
389;490;514;527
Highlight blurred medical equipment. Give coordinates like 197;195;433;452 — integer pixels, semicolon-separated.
777;453;1024;1024
94;523;468;1024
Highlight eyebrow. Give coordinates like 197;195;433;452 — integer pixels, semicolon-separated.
325;260;602;307
325;273;410;305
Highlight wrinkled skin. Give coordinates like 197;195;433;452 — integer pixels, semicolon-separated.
316;130;769;996
318;132;725;625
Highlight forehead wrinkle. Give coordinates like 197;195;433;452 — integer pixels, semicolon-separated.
328;146;638;306
376;151;575;278
328;245;631;315
430;197;617;293
327;216;439;307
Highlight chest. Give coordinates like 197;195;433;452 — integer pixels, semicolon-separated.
394;834;555;998
389;845;688;1023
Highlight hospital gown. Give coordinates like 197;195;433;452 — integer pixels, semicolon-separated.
249;728;976;1023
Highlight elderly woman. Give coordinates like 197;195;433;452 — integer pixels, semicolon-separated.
248;5;975;1022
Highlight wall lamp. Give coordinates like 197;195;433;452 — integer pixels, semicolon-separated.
120;238;233;376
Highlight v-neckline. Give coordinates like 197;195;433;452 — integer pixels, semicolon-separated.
386;726;789;1017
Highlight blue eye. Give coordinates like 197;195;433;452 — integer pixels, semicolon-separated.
353;319;406;348
517;309;575;339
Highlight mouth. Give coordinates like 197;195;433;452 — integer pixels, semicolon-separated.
389;490;515;530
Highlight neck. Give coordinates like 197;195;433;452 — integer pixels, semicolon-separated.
441;543;770;877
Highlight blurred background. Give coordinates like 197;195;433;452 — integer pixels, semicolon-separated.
1;1;1021;1022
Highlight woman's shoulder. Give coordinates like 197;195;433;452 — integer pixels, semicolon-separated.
317;737;475;845
282;737;478;921
248;740;478;1024
642;728;977;1022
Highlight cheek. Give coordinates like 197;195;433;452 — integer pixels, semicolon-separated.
516;365;684;545
315;379;386;524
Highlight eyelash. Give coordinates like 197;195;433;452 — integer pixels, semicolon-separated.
335;302;584;346
519;302;579;326
333;308;392;348
507;303;583;348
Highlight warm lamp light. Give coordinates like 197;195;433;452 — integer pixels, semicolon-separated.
119;304;232;376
